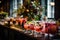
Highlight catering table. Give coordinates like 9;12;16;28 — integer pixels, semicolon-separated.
0;20;58;40
0;21;45;40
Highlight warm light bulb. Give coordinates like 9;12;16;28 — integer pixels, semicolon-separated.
31;1;34;4
26;9;29;12
50;2;55;6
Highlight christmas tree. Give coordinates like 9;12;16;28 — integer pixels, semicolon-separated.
17;0;43;21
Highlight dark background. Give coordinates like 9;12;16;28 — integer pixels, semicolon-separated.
0;0;10;14
55;0;60;20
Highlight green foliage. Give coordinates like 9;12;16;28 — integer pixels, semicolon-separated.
19;0;43;21
0;12;8;18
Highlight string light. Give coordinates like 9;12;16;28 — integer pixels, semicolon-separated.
26;9;29;12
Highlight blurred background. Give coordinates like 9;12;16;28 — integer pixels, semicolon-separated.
0;0;57;20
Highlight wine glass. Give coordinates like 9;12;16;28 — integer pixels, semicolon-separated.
24;23;30;33
34;24;41;37
34;21;45;37
29;23;34;35
15;19;19;26
19;18;23;26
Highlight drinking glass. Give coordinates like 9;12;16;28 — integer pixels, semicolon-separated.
24;23;30;33
29;24;34;35
34;21;45;37
34;25;42;37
